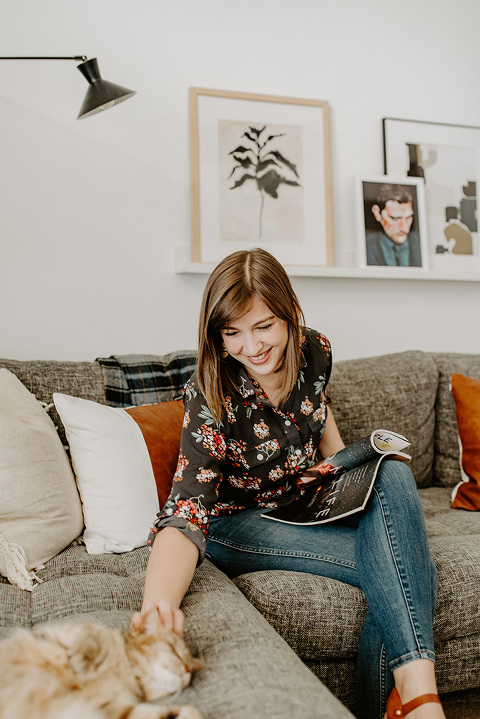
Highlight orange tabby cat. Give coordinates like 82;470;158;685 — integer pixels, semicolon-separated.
0;607;203;719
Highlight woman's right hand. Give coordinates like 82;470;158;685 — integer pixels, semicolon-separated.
130;598;185;637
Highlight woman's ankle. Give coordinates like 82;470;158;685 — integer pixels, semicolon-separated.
393;658;438;704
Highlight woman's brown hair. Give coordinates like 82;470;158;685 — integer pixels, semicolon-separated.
197;248;305;421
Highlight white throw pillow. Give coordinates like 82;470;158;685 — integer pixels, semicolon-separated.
53;393;160;554
0;370;84;590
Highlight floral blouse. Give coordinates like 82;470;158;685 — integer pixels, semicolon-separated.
148;328;332;563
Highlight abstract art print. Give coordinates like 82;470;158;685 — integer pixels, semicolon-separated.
190;88;332;267
383;118;480;272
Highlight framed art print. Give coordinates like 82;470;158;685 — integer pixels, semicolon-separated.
383;117;480;271
356;175;429;271
190;87;333;267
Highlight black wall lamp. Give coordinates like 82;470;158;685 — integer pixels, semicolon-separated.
0;56;136;119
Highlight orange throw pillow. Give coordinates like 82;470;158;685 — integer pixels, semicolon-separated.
125;401;185;508
451;373;480;510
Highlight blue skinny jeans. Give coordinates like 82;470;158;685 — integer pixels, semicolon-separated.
205;461;437;719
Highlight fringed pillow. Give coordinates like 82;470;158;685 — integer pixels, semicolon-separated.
0;370;83;590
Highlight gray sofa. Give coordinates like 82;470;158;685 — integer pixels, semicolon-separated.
1;349;479;719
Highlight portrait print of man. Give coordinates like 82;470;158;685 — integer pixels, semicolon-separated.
365;183;422;267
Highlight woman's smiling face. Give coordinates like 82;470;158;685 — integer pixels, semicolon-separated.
220;296;289;387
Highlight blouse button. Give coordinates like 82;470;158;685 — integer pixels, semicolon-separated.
257;454;263;460
285;420;291;426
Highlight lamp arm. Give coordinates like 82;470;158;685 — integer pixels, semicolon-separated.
0;56;87;62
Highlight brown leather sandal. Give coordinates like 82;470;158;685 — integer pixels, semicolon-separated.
386;687;442;718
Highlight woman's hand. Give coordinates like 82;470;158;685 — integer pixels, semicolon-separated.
130;598;185;637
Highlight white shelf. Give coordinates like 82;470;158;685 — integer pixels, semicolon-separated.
174;247;480;282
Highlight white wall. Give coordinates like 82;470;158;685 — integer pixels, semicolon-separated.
0;0;479;361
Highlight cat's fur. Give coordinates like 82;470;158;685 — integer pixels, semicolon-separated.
0;608;203;719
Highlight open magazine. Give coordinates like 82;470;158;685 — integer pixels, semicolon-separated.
261;429;411;525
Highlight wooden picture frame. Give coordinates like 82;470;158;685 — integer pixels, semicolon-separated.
189;87;333;267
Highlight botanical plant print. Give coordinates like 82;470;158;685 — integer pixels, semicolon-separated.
224;395;237;423
191;425;227;460
196;468;217;484
286;445;306;472
149;329;331;561
253;420;269;439
227;124;301;240
173;454;189;482
226;439;248;467
164;494;209;530
268;466;285;481
248;439;280;465
226;474;262;491
300;397;314;415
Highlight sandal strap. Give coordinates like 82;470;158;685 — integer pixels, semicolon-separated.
402;693;442;716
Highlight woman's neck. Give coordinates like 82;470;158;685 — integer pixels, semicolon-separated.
249;373;284;407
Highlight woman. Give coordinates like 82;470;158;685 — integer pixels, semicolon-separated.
132;248;445;719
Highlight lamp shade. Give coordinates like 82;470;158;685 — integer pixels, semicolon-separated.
76;58;136;119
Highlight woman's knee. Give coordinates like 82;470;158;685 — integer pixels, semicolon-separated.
374;460;421;512
376;459;416;490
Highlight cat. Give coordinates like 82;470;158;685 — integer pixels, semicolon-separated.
0;607;204;719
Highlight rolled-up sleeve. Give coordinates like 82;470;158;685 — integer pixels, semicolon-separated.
147;376;225;563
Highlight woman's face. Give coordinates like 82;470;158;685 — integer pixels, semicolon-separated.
220;296;289;387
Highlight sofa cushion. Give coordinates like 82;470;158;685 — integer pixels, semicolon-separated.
53;393;165;554
0;549;353;719
234;570;366;661
450;374;480;510
0;370;84;591
329;351;438;486
430;353;480;487
420;487;480;646
124;400;185;507
233;486;480;696
0;358;104;445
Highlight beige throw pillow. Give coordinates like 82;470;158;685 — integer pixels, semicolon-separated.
0;369;84;590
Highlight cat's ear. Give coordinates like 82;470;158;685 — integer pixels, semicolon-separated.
168;632;204;674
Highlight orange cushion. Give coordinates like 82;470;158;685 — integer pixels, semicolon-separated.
125;401;184;508
451;373;480;511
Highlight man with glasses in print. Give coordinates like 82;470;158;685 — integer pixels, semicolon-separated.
366;184;422;266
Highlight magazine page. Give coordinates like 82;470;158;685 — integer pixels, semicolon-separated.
262;450;410;526
297;429;410;488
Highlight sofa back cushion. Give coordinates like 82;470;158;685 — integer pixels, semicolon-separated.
430;353;480;488
0;370;84;590
329;350;438;487
0;358;104;445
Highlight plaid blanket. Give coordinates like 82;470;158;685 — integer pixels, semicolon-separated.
96;351;197;407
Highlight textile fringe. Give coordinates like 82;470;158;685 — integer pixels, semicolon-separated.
0;532;43;591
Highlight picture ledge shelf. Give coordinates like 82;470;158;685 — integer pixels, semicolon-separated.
174;247;480;282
